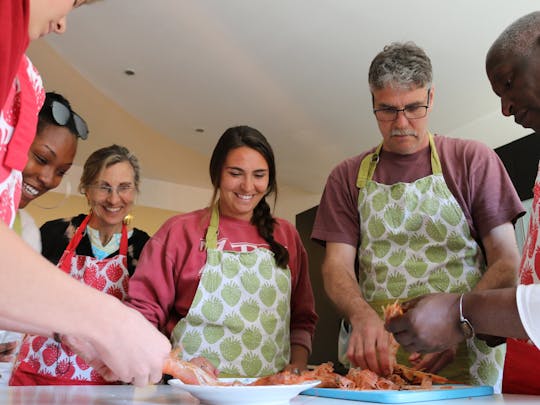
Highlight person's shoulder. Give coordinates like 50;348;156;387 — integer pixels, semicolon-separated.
154;208;209;236
41;213;84;231
435;134;494;158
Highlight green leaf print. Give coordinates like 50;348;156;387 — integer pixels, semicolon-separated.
404;213;423;232
425;245;448;263
201;297;224;322
201;269;223;293
372;289;389;303
220;337;242;361
428;269;450;292
425;220;447;242
241;270;261;294
185;313;204;326
420;196;440;216
387;273;407;298
220;366;241;377
362;278;375;300
259;258;274;280
388;249;406;267
440;203;461;227
261;340;277;363
239;252;258;268
200;349;220;368
476;358;499;386
261;311;278;334
241;352;262;376
415;177;431;193
203;325;225;344
474;337;493;355
495;346;505;367
404;256;428;278
389;233;408;246
242;327;262;350
375;263;388;284
409;234;429;251
466;270;482;290
390;183;406;201
277;298;289;319
450;281;468;294
260;366;276;377
221;282;242;306
259;283;277;307
192;289;203;307
383;205;405;230
373;240;391;259
275;328;286;345
368;216;386;239
182;331;202;355
240;299;260;323
207;250;222;266
447;233;467;252
446;259;464;279
372;191;389;212
276;272;290;294
407;281;430;297
366;182;378;196
222;257;240;278
405;192;419;211
223;313;245;334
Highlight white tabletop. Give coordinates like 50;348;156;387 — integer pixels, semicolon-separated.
0;385;536;405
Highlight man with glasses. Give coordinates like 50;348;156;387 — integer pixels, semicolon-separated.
311;42;523;390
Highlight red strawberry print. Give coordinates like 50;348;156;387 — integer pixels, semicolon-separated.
31;336;48;353
94;274;107;291
528;221;538;258
0;189;13;226
42;344;60;367
55;359;75;378
27;355;41;372
77;255;87;271
76;356;90;371
106;263;123;282
106;285;124;300
122;276;129;293
90;369;104;382
62;343;74;357
18;341;30;359
521;265;534;285
83;266;97;286
3;95;20;127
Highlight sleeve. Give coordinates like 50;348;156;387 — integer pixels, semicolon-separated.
311;157;363;247
127;228;151;276
18;209;41;253
39;218;70;265
285;222;318;353
516;284;540;349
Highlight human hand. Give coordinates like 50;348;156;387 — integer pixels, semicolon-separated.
408;348;457;374
347;309;394;376
385;293;463;354
65;304;171;386
0;341;17;362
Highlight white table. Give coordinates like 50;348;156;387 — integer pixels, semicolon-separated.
0;385;536;404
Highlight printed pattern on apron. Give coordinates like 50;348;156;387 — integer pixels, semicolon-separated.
11;214;129;385
171;205;292;378
502;162;540;394
0;57;43;228
338;133;504;392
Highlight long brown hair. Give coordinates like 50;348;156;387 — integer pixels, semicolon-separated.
209;126;289;268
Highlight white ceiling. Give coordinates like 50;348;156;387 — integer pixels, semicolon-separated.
43;0;538;195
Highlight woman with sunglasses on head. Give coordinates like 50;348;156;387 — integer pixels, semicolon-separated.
0;92;86;385
10;145;151;385
127;126;318;378
0;0;170;386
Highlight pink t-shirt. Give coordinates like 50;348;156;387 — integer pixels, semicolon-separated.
127;208;318;352
312;135;524;247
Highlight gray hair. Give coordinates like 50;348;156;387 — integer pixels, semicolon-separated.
368;42;432;91
79;144;141;193
488;11;540;60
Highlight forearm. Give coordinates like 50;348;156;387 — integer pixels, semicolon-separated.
289;344;309;370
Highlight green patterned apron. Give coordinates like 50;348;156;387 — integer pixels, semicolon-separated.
171;205;292;377
338;133;504;391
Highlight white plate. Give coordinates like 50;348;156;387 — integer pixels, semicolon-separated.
168;377;320;405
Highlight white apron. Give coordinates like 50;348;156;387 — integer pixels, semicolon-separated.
11;214;129;385
338;133;504;391
171;205;292;377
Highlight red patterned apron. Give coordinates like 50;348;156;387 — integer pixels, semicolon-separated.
10;214;129;385
503;167;540;395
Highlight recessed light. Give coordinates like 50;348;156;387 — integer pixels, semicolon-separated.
124;69;135;76
195;128;205;133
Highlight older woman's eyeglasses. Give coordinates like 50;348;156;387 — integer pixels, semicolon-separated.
88;184;135;197
373;89;431;122
50;100;89;140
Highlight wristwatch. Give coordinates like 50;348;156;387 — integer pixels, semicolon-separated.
459;293;475;339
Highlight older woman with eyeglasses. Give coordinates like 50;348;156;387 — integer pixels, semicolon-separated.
10;145;150;385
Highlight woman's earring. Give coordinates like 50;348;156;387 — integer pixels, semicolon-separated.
123;213;133;225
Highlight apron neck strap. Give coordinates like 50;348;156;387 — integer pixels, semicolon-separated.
356;131;441;189
204;204;220;250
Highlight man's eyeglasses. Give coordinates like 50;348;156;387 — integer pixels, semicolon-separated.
50;100;89;140
373;89;431;122
88;184;135;197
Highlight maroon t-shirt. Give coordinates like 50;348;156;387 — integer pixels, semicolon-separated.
312;135;524;248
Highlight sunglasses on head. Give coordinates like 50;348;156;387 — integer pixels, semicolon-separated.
50;100;89;140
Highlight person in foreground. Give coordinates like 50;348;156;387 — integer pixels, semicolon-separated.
127;125;318;377
386;11;540;395
0;0;170;386
0;91;86;385
311;42;523;389
10;145;150;385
